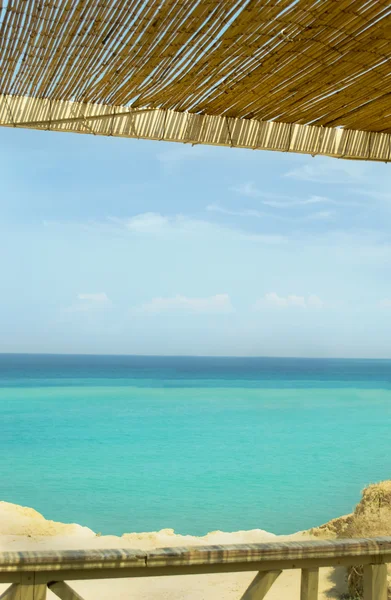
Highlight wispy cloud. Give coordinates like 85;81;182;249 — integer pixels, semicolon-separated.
43;213;286;244
231;182;262;198
110;213;286;244
254;292;324;310
353;189;391;203
207;204;265;218
65;293;111;313
230;182;344;209
304;210;335;221
132;294;234;315
262;195;336;208
284;159;364;183
207;203;335;222
112;213;171;234
77;293;110;303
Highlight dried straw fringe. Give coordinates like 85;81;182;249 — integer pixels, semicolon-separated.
0;0;390;139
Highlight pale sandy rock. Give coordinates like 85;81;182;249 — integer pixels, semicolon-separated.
121;527;282;549
0;502;95;538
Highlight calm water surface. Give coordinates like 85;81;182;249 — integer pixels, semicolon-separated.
0;354;390;535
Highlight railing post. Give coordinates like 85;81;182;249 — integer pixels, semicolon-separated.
300;568;319;600
20;574;47;600
0;575;47;600
363;564;387;600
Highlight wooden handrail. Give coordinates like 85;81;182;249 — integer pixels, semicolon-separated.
0;537;390;599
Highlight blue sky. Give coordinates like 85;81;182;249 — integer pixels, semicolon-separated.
1;126;391;357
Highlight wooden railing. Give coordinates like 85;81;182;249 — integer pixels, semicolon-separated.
0;537;391;600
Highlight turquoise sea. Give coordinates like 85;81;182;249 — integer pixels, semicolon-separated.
0;354;391;536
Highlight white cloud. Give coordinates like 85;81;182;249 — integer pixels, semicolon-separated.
65;292;111;313
110;213;286;244
117;213;170;234
307;294;324;308
265;293;306;308
254;292;324;310
133;294;234;315
304;210;335;221
379;299;391;308
78;293;110;303
284;159;364;183
231;182;261;198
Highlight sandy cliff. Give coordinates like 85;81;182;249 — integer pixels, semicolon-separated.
0;499;346;600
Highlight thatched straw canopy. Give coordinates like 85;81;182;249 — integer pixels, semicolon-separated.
0;0;390;160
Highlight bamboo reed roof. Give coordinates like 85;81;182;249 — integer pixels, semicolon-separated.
0;0;390;160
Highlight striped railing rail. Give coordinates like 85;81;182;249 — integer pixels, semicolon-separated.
0;537;391;600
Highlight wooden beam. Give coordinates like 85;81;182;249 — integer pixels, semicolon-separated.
1;540;391;581
0;584;20;600
48;582;85;600
0;93;391;162
363;564;388;600
300;568;319;600
240;571;281;600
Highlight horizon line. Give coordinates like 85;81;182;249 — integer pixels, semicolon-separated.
0;352;390;362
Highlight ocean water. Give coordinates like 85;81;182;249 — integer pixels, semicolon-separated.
1;353;391;536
